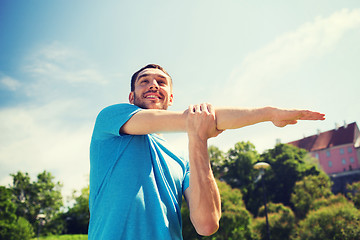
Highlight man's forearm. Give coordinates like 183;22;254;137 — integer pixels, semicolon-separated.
215;106;273;130
186;136;221;236
215;106;325;129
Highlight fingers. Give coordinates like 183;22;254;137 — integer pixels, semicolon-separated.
188;105;193;113
298;110;326;120
189;103;213;115
207;103;216;116
186;103;220;140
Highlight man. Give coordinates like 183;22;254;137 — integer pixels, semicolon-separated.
88;64;325;239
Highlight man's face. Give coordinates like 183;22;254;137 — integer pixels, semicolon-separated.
129;68;173;110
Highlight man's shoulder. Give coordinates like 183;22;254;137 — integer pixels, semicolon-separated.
101;103;138;112
97;103;140;117
92;103;142;138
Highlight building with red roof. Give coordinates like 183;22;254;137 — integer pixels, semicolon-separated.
288;122;360;175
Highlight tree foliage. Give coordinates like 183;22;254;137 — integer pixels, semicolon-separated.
310;194;349;211
253;203;296;240
62;186;90;234
2;141;360;239
347;181;360;209
10;171;64;236
208;145;226;179
211;180;253;240
221;141;259;191
209;143;323;216
259;144;320;208
297;201;360;240
213;141;262;215
0;186;34;240
290;173;333;219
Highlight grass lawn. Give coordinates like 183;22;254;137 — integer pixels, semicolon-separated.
32;235;87;240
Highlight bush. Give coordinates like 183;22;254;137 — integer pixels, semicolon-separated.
297;202;360;240
347;181;360;209
15;217;35;240
252;203;296;240
290;174;333;219
310;194;348;211
0;217;34;240
0;186;34;239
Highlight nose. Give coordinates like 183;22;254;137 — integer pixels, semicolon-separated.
149;79;159;90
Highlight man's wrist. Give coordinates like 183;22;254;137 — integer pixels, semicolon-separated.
187;133;209;144
264;106;276;122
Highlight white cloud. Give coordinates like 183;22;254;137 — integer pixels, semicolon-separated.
0;100;91;198
24;42;108;85
0;42;120;199
0;75;21;91
225;8;360;104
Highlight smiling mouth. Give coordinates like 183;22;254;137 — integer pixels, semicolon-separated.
143;91;162;100
145;95;160;99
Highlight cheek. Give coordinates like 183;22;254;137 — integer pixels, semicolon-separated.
161;86;172;95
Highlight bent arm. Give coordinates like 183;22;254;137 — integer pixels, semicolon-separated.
184;104;221;236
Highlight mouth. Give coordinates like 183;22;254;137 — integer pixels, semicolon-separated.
143;91;162;100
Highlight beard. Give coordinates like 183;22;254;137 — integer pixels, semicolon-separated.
133;92;169;110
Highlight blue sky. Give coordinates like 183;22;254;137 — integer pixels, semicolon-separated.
1;0;360;198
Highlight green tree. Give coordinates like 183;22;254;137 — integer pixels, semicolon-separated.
222;141;259;191
290;173;333;219
209;145;226;179
347;181;360;209
10;171;64;236
0;186;34;240
210;180;253;240
310;194;349;211
0;186;17;223
297;201;360;240
260;144;320;208
220;141;261;213
253;202;296;240
63;186;90;234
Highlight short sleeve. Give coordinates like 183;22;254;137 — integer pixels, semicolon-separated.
92;103;141;140
182;158;190;193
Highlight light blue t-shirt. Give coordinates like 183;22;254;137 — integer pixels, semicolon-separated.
88;103;190;240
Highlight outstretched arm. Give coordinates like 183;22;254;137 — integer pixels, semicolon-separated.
120;106;325;135
184;103;222;236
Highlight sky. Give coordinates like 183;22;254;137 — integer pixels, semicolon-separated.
1;0;360;200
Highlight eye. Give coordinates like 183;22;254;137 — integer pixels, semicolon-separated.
140;79;149;84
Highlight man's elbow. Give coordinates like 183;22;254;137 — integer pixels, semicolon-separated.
192;217;220;236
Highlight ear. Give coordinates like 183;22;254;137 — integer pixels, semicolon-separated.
129;92;134;104
168;93;174;106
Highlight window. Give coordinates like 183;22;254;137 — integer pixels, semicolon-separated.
340;148;344;155
326;150;331;157
328;161;332;167
350;157;354;163
342;159;346;165
348;147;353;153
315;153;319;159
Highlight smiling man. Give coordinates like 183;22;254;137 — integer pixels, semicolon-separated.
88;64;325;240
129;67;173;110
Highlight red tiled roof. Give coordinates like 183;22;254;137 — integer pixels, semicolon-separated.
288;122;359;152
